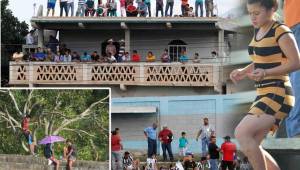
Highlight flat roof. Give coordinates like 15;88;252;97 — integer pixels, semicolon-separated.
31;17;240;32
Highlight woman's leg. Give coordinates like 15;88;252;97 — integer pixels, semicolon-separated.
254;128;280;170
235;114;277;170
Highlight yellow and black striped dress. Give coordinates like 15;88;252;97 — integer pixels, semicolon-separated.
248;21;295;129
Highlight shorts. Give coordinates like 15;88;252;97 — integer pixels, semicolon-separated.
68;155;76;161
125;165;134;170
221;160;234;170
47;2;56;9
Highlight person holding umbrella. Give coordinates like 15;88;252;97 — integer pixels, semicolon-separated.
44;143;60;170
39;135;65;170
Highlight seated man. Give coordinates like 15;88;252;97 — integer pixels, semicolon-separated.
145;154;158;170
183;152;199;170
81;52;92;62
123;151;140;170
85;0;96;16
137;0;147;17
160;49;169;63
34;47;46;61
126;2;138;17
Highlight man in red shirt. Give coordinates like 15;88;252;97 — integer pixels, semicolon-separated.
111;129;123;170
220;136;236;170
22;115;30;132
158;125;174;161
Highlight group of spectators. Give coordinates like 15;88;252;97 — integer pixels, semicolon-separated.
46;0;216;17
111;118;253;170
20;35;211;63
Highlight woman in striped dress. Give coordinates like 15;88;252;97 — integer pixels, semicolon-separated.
230;0;300;169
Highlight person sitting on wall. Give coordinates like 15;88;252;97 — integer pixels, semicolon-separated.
54;51;61;62
122;151;141;170
108;52;117;63
188;7;195;17
126;2;138;17
122;52;131;62
193;53;200;63
85;0;96;16
179;50;188;64
146;51;156;62
97;0;108;16
183;152;199;170
131;50;141;62
33;47;46;61
160;49;170;63
12;52;24;62
137;0;148;17
81;52;92;62
91;51;100;61
64;49;72;62
45;48;55;61
71;51;81;62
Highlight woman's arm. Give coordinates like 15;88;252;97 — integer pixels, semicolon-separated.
266;33;300;76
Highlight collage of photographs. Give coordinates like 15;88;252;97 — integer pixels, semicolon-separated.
0;0;299;170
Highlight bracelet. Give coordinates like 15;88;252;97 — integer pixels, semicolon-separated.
263;69;267;77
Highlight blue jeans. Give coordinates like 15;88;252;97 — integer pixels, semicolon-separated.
209;159;218;170
165;2;173;16
201;137;209;156
147;138;157;157
111;151;122;170
76;4;85;16
161;143;174;161
286;23;300;137
67;2;74;16
146;2;151;17
195;1;203;17
60;1;68;16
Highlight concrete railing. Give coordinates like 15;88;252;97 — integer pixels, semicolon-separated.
0;154;108;170
9;62;220;87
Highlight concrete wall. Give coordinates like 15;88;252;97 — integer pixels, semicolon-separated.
111;92;254;154
0;154;108;170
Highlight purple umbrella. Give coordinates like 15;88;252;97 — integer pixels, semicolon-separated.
38;135;65;145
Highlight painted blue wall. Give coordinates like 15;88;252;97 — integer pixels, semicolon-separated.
112;91;255;154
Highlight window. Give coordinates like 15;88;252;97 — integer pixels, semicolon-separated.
168;40;187;62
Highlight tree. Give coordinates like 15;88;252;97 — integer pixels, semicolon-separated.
1;0;29;86
0;89;109;161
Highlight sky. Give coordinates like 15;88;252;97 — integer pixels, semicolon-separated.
8;0;243;27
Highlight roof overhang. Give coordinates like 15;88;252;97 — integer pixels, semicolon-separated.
111;106;157;114
31;17;239;33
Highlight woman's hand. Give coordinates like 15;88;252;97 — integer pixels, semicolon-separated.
247;68;266;81
230;68;247;84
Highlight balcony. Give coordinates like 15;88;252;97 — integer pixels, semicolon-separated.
9;62;221;88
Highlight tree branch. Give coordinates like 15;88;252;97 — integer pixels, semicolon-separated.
52;95;109;135
23;90;34;115
8;90;23;116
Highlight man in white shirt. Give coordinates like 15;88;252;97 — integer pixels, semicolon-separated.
196;117;215;157
25;30;35;45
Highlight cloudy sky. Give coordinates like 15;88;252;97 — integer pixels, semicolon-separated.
8;0;243;25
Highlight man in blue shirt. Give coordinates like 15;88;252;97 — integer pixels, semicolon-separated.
144;123;157;158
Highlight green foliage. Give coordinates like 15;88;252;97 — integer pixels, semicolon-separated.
0;89;109;161
1;0;29;85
